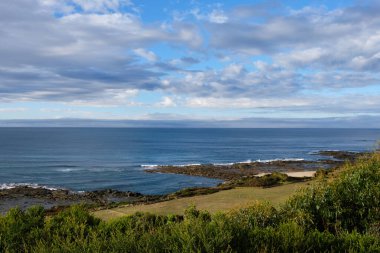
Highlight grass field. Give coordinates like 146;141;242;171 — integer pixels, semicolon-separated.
94;181;310;221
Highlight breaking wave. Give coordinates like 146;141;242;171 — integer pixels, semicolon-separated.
0;183;60;191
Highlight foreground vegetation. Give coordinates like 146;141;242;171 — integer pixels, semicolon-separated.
1;153;380;252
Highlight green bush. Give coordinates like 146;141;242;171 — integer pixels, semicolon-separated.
0;205;45;253
232;172;295;187
283;154;380;233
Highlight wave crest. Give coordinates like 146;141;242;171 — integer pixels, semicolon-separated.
0;183;59;191
141;158;305;168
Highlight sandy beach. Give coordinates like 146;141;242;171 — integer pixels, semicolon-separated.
255;171;316;178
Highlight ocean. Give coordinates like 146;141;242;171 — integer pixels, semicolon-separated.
0;128;379;194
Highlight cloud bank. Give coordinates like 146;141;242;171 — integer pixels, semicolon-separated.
0;0;379;126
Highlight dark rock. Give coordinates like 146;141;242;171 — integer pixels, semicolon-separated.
317;151;367;161
0;186;147;214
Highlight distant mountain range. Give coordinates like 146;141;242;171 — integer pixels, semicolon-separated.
1;115;379;128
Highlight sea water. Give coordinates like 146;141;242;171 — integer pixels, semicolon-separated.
0;128;379;194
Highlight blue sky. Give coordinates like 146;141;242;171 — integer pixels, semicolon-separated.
0;0;380;127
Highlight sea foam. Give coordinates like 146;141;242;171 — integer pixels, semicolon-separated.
141;158;305;168
255;158;305;163
0;183;59;191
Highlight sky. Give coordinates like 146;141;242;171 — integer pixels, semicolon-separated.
0;0;380;127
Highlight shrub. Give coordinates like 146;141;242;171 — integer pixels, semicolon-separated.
283;154;380;233
0;206;45;252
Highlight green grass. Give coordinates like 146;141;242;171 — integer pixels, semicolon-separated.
94;182;310;221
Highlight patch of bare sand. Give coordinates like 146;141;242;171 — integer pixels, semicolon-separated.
255;171;316;178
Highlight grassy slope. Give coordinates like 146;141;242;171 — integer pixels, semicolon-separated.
94;181;310;221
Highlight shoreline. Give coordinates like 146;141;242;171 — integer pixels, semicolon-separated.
144;150;361;181
0;150;367;214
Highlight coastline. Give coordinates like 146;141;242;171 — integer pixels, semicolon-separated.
144;150;360;181
0;150;367;214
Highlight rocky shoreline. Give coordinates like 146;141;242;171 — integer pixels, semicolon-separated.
146;159;333;180
145;151;363;180
0;187;162;214
0;151;367;214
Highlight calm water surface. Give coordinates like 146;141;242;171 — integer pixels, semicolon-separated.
0;128;379;194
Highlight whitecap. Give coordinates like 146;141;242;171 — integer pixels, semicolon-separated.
174;163;201;167
237;159;253;164
141;164;159;169
213;162;234;166
0;183;59;191
56;168;78;172
141;163;202;169
255;158;305;163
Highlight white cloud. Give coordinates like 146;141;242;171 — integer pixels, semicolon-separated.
208;9;228;23
208;3;380;74
0;108;28;113
156;96;176;107
67;89;139;107
186;97;311;109
133;48;158;62
276;48;326;67
1;0;380;120
350;52;380;70
165;63;300;98
187;7;228;24
183;94;380;116
40;0;133;14
0;0;201;103
221;64;244;79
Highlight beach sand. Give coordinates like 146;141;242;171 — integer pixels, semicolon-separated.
255;171;316;178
